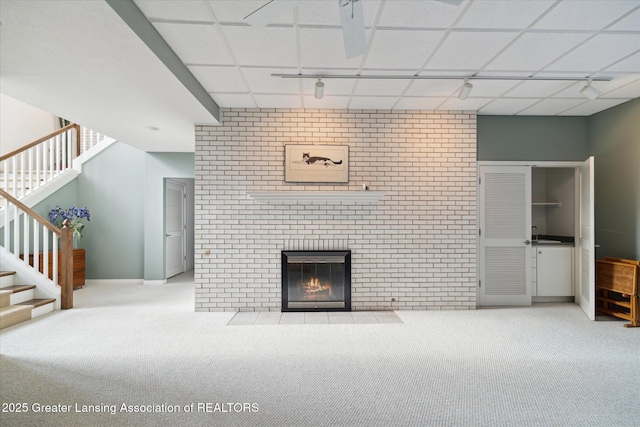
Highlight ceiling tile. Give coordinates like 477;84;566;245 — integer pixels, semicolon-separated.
478;98;541;115
403;79;461;97
348;96;398;109
601;52;640;73
558;98;632;115
208;0;295;25
439;97;492;111
303;95;351;109
534;0;639;30
254;94;302;108
352;78;411;96
546;33;640;72
364;29;444;69
605;8;640;31
518;98;587;115
296;0;382;27
219;26;298;67
241;67;301;94
427;30;519;70
600;79;640;98
135;0;214;22
189;65;248;92
504;80;576;97
377;0;467;28
212;93;257;108
484;32;591;72
299;27;364;69
153;22;235;65
463;79;520;97
456;0;556;29
393;97;448;110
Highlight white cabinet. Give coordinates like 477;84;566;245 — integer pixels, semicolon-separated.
536;246;573;296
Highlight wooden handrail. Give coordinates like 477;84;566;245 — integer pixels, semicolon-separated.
0;123;77;162
0;188;61;235
1;187;73;308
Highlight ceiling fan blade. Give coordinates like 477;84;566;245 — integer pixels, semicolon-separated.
339;0;367;59
433;0;464;5
244;0;298;27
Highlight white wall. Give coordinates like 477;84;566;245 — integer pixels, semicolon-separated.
195;109;477;312
0;94;57;155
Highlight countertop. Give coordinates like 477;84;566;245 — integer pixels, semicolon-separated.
532;235;575;246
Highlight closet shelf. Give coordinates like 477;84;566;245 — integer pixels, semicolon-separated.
532;202;561;207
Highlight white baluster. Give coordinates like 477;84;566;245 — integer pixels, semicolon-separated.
55;134;61;177
42;227;49;280
52;236;58;286
13;206;20;257
33;218;40;273
19;152;25;198
23;210;30;265
35;144;41;190
28;148;34;195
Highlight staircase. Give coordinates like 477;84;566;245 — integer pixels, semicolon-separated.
1;124;114;324
0;271;55;329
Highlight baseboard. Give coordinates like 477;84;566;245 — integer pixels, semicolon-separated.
85;279;143;286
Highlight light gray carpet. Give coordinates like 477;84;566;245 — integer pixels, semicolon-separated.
1;271;638;427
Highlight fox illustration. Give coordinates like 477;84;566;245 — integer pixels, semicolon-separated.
303;153;343;166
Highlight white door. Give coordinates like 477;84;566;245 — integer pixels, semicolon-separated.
165;180;186;279
577;157;595;319
479;166;532;306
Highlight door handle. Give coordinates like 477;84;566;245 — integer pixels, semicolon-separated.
165;234;170;237
523;240;531;245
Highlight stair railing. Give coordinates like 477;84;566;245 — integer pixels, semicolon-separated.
0;124;108;200
0;188;73;309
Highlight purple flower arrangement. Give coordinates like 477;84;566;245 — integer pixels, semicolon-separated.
49;205;91;240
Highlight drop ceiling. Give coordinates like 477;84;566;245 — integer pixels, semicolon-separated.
135;0;640;115
1;0;639;152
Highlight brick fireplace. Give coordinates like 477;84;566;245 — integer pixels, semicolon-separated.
195;108;477;312
282;250;351;311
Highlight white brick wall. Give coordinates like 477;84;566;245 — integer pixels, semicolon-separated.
195;109;477;312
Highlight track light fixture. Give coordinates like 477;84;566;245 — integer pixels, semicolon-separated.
458;79;473;100
580;80;601;100
274;73;612;100
314;78;324;99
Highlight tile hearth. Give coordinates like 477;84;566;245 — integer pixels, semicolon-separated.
228;311;404;326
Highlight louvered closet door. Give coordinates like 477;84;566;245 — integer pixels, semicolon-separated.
479;166;532;306
578;157;595;319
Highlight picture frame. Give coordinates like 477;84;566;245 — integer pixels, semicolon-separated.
284;144;349;183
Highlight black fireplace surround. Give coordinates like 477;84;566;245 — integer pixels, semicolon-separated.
281;250;351;312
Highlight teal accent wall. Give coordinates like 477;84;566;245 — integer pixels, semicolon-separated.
143;152;194;281
588;98;640;260
477;116;588;161
77;142;146;279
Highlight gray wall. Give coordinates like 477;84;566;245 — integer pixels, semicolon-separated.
144;152;195;281
31;143;195;281
77;142;146;279
478;116;588;161
588;98;640;260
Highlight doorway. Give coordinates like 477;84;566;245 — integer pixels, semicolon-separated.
477;159;595;320
165;178;194;279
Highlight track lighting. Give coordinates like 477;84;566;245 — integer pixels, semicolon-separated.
458;79;473;100
580;81;600;100
314;78;324;99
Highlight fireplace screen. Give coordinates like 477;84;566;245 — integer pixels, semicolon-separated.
282;251;351;311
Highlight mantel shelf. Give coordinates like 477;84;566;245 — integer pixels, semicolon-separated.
247;191;385;203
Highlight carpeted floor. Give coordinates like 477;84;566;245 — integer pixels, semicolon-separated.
1;271;638;427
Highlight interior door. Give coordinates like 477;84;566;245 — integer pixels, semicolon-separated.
479;166;532;306
578;157;595;319
165;179;186;279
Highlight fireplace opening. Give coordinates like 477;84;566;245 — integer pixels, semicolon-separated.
281;251;351;312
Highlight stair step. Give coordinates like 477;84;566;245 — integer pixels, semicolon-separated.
0;305;32;329
0;285;36;306
0;271;17;277
0;284;36;293
17;298;56;308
